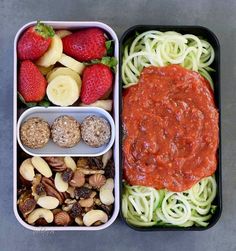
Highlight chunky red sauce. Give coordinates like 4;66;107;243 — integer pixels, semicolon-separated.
123;65;219;192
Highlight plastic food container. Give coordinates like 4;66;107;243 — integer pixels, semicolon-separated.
13;21;119;231
17;107;115;156
119;25;222;231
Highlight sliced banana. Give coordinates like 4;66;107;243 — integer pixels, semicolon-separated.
58;53;85;75
56;29;72;38
36;34;63;67
47;67;81;92
46;75;79;106
37;65;54;75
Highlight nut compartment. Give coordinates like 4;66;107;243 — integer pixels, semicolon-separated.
13;21;120;231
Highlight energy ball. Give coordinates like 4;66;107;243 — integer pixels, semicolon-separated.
20;117;50;149
51;115;81;148
81;116;111;147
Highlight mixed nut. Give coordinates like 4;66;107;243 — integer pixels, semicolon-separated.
17;151;115;227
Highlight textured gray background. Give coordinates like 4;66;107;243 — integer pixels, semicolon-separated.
0;0;235;250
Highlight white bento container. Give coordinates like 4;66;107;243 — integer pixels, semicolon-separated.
13;21;119;231
17;107;115;156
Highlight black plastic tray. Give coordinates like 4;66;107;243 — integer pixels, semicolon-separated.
119;25;222;231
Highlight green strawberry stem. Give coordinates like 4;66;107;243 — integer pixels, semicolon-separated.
17;92;51;107
35;21;55;38
87;56;118;72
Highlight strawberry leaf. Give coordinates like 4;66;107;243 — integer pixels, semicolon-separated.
105;40;114;56
17;92;37;107
38;100;50;107
101;56;118;71
35;21;55;38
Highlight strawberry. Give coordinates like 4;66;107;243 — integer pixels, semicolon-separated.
17;22;55;60
81;64;113;104
62;28;106;62
18;60;47;102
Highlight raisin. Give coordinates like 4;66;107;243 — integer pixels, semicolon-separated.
70;202;83;218
104;160;115;178
62;168;73;182
35;183;45;195
74;187;92;200
99;204;113;216
88;157;103;169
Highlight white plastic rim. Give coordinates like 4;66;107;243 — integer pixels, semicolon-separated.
17;106;115;157
13;21;120;231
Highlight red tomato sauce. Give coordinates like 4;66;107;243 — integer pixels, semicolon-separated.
122;65;219;192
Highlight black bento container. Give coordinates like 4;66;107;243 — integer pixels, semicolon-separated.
119;25;222;231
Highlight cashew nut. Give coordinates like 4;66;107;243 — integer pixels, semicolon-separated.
102;149;112;168
83;210;108;226
27;208;53;224
37;196;59;210
64;156;76;171
31;157;52;178
19;158;35;181
55;172;69;192
99;178;114;206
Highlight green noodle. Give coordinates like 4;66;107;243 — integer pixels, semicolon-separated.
122;31;215;89
122;176;217;227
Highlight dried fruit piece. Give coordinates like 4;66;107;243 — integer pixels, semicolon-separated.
62;168;73;182
74;187;92;200
19;158;35;181
104;159;115;179
31;156;52;178
89;174;106;189
18;191;36;217
77;157;90;168
70;202;83;218
54;211;71;226
69;170;85;187
88;157;103;170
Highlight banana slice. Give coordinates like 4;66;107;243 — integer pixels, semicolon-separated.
46;75;79;106
58;53;85;75
47;67;81;91
37;65;54;75
36;34;63;67
56;29;72;38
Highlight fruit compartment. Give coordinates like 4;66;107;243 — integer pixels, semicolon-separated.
14;21;120;231
17;107;115;156
119;25;222;231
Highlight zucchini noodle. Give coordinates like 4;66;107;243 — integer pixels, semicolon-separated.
122;31;215;89
122;176;217;227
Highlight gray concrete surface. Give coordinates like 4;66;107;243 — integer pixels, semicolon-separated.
0;0;236;250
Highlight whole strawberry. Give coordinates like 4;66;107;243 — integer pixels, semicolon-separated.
62;28;106;62
17;22;55;60
81;64;113;104
18;60;47;102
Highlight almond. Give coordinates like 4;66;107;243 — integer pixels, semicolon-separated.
69;170;85;187
64;156;76;171
55;172;69;192
19;158;35;181
31;157;52;178
37;196;59;209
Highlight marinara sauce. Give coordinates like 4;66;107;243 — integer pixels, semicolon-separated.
122;65;219;192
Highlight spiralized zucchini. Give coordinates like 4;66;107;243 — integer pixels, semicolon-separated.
122;176;217;227
122;31;215;88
